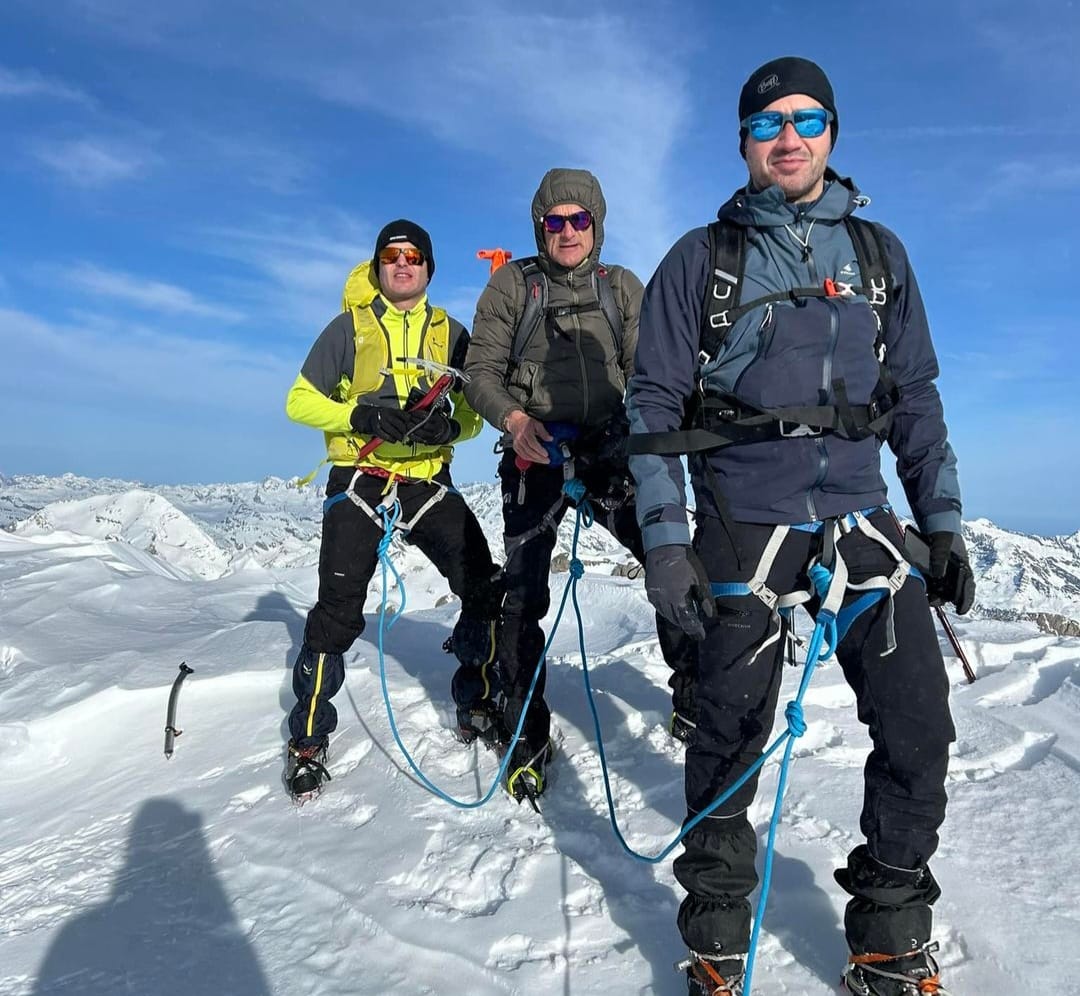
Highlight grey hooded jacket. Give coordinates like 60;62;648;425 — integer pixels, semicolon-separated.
464;168;643;433
627;173;962;551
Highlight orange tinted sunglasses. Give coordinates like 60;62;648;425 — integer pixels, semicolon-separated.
378;246;426;266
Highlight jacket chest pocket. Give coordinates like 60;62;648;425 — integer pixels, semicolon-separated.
731;299;880;409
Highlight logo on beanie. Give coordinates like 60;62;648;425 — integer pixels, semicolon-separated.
757;73;780;95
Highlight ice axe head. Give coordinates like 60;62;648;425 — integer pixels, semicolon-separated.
477;248;513;275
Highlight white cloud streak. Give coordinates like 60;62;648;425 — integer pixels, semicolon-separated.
29;136;155;187
0;65;94;105
66;263;245;322
0;306;288;412
31;1;693;275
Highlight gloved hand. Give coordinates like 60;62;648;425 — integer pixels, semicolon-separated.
575;412;629;482
405;384;450;415
644;544;716;641
406;409;461;445
927;530;976;615
350;404;420;443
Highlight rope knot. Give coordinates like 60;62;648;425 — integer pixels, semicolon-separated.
785;701;807;737
377;501;402;557
569;558;585;579
808;562;833;598
562;478;587;504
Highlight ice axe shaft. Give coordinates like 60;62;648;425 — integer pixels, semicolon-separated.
888;509;976;683
164;662;194;758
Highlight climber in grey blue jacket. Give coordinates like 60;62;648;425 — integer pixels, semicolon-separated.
627;57;973;996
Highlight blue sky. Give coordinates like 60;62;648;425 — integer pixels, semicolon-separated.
1;0;1077;535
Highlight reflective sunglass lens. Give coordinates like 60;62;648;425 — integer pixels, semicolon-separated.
793;110;828;138
567;211;593;231
749;113;783;141
543;211;593;233
378;247;425;265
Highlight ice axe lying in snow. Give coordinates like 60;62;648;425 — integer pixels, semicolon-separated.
164;662;194;758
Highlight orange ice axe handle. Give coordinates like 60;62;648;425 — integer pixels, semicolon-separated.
477;248;513;274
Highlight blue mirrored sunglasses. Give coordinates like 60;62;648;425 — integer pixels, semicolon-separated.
741;108;834;142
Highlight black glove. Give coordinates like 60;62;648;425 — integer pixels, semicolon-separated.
927;530;976;615
405;409;461;446
349;404;419;443
405;384;451;415
644;544;716;641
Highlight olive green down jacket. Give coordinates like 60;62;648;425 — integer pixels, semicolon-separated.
464;167;643;434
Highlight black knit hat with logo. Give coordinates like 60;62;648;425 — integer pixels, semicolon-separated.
374;219;435;279
738;56;838;156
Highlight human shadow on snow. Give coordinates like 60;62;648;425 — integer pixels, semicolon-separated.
32;798;272;996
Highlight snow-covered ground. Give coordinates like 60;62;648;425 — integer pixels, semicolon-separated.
0;475;1078;995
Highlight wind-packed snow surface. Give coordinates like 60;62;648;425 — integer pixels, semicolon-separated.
0;474;1077;995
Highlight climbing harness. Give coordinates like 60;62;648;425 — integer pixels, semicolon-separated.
568;503;923;995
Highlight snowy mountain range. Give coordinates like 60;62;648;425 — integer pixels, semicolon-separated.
2;472;1078;627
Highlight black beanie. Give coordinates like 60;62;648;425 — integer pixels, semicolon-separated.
738;56;838;155
374;219;435;279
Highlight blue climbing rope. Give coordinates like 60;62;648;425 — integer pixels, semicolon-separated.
374;493;584;808
568;503;842;995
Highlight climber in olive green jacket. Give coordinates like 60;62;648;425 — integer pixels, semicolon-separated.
464;169;699;806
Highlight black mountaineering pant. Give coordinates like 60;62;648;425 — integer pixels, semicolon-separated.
675;510;953;959
496;450;698;761
290;465;503;747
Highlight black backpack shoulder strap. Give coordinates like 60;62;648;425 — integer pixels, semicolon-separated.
844;216;893;343
506;257;547;382
593;263;624;353
700;220;746;362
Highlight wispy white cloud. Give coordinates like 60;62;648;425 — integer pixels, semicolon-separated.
179;128;315;196
0;305;289;412
974;3;1080;87
0;65;94;105
959;159;1080;213
287;7;691;274
66;263;244;322
847;124;1077;140
29;136;155;187
196;213;377;335
32;1;693;276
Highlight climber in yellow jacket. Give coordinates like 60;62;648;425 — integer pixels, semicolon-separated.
283;219;504;801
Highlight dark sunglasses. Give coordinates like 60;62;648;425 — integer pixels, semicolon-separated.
377;246;426;266
741;108;834;142
541;210;593;234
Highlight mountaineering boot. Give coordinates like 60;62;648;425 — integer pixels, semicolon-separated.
670;709;696;745
502;738;554;811
841;941;951;995
835;846;945;994
285;738;330;803
677;953;744;996
454;698;508;749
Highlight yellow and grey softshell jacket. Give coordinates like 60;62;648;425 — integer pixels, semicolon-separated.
286;286;482;481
